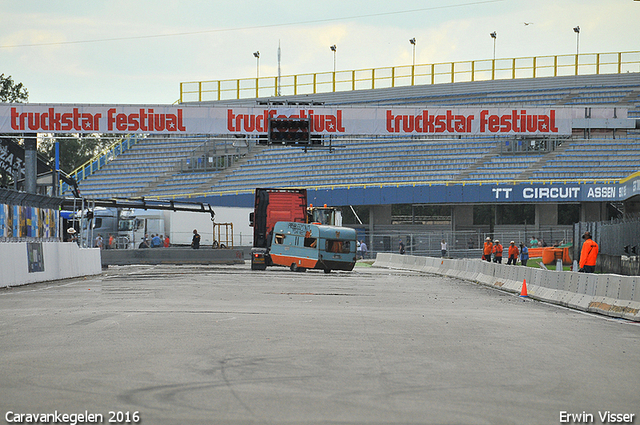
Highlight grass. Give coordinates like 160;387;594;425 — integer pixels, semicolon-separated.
524;257;573;271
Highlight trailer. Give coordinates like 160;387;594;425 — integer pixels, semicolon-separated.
269;221;357;273
249;188;345;271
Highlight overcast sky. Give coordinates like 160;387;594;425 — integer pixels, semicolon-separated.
1;0;638;105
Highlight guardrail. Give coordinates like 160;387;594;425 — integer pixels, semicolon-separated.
374;253;640;321
179;51;640;103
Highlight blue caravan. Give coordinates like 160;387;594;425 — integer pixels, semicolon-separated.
269;221;357;272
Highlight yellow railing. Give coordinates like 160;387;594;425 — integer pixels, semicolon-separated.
179;51;640;103
66;135;138;185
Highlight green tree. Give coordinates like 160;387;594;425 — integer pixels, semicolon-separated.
38;134;120;174
0;74;28;102
1;74;29;187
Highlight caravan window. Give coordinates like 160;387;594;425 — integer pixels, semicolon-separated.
304;237;317;248
325;239;351;253
274;234;285;244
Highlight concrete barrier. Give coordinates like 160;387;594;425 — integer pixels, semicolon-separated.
100;247;245;267
373;253;640;322
0;242;102;288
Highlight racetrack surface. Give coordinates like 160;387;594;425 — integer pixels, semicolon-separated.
1;264;638;425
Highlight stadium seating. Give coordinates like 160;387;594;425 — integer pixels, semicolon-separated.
75;72;640;199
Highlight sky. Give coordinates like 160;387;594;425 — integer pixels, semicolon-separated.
1;0;639;105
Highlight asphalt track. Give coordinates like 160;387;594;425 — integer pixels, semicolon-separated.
0;263;639;425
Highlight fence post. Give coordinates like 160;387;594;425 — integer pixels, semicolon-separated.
533;56;536;78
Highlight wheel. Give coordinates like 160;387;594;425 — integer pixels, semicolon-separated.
290;263;298;272
323;268;331;274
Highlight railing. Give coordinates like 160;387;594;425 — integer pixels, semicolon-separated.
60;135;139;195
179;51;640;103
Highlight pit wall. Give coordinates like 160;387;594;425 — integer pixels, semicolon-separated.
0;242;102;288
374;253;640;322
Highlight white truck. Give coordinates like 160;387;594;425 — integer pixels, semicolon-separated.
118;207;253;248
81;206;252;248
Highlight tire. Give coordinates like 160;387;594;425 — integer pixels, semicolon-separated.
323;268;331;274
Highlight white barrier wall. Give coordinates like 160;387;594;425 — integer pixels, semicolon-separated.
0;242;102;288
374;253;640;322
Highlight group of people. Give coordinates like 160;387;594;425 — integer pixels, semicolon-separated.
139;234;170;248
480;232;599;273
93;233;117;249
482;237;529;266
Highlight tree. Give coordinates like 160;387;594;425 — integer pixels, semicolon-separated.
38;134;119;174
0;74;28;103
1;74;29;187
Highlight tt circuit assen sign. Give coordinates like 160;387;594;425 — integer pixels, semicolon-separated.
0;104;612;136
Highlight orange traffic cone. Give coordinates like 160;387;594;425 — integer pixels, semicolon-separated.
520;279;528;297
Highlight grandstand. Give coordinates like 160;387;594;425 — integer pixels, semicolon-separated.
74;72;640;200
62;57;640;254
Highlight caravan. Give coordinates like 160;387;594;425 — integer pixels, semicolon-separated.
269;221;357;273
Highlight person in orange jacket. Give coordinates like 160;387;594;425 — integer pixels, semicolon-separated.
579;231;598;273
507;241;519;265
492;239;503;263
482;237;493;262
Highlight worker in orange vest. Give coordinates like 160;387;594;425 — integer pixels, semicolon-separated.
492;239;503;263
482;237;493;262
507;241;519;265
578;231;599;273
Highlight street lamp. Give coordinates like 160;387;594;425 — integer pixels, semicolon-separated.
573;26;580;55
330;45;337;73
490;32;497;61
409;38;416;67
490;32;497;80
253;51;260;79
409;38;416;86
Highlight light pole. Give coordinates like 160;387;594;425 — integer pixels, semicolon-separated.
330;45;337;92
409;38;416;86
490;32;497;80
253;51;260;79
573;26;580;75
330;45;337;73
409;38;416;66
490;32;497;60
